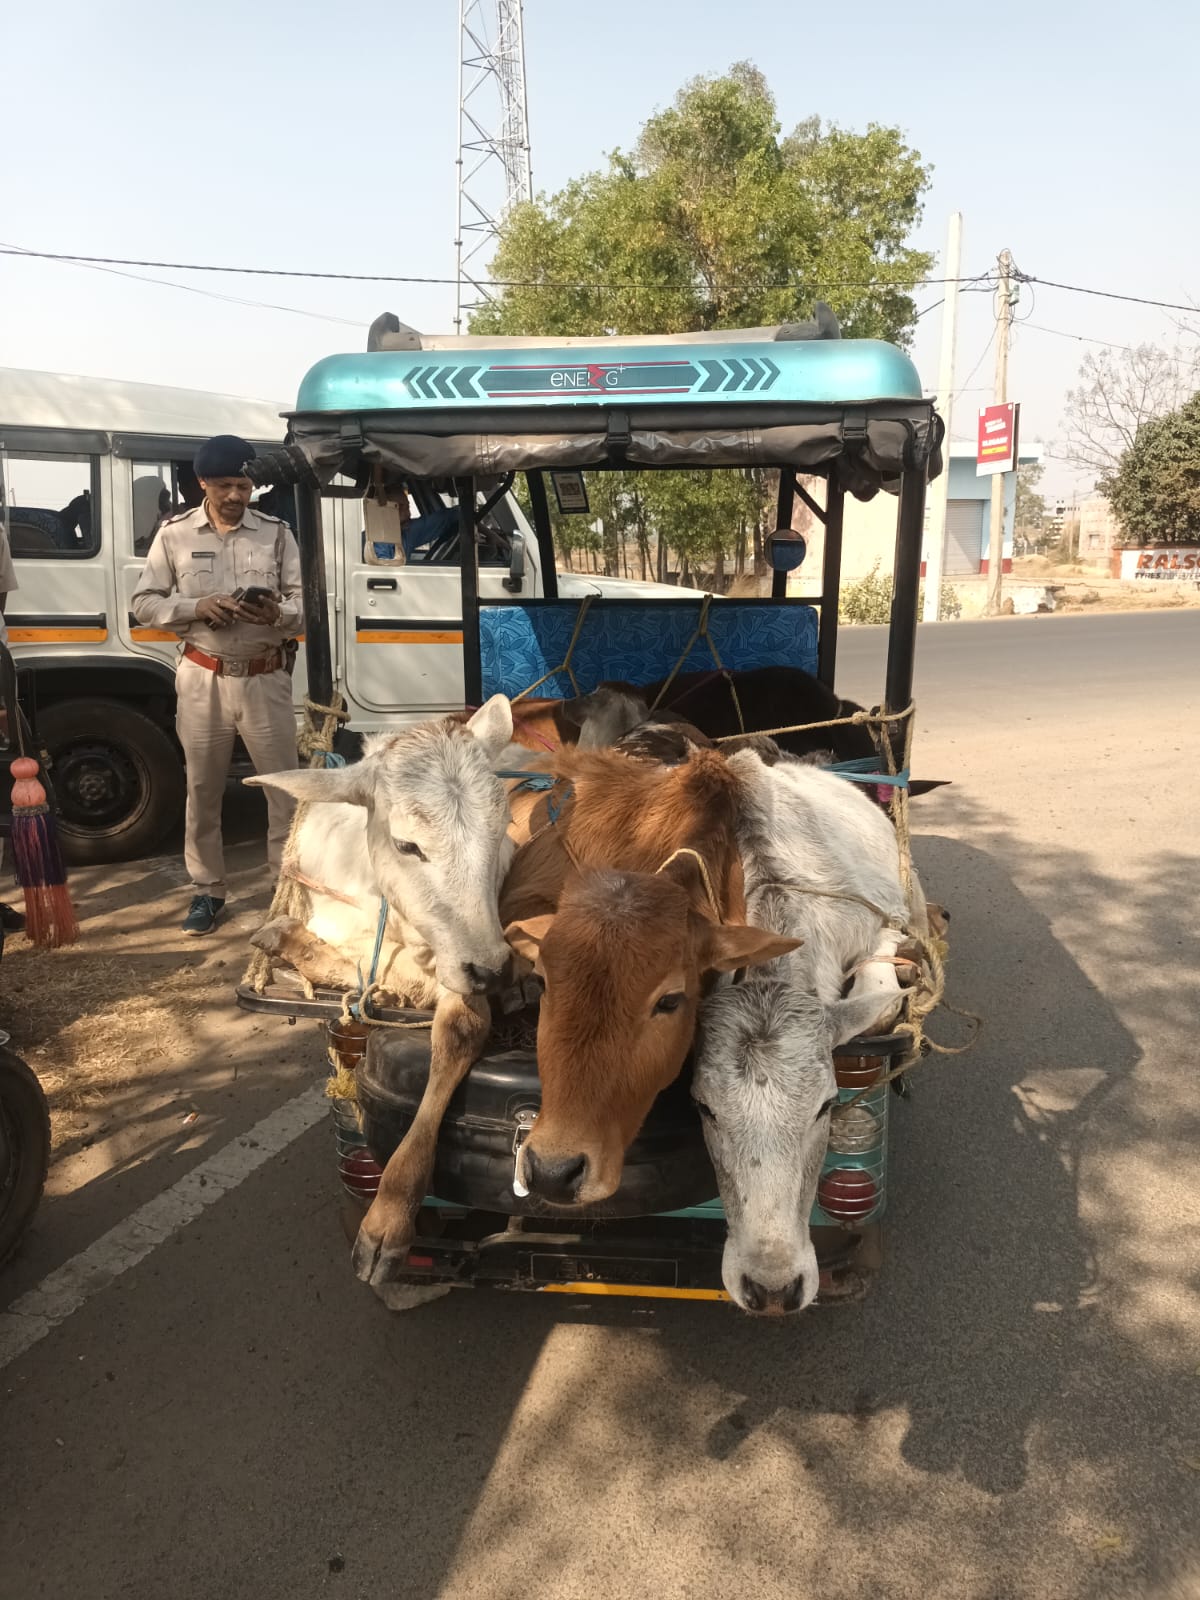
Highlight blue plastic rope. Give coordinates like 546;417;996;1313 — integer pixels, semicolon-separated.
322;751;347;768
350;896;390;1021
828;757;911;789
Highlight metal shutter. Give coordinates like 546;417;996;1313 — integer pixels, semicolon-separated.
944;500;984;575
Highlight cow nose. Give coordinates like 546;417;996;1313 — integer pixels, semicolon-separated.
741;1274;806;1315
523;1147;587;1205
463;961;505;993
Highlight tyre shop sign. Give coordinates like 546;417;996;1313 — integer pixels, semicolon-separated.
1121;547;1200;581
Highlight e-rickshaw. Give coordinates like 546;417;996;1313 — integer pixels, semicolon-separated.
239;320;944;1305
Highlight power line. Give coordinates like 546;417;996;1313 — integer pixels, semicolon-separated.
0;241;362;328
0;242;992;295
1021;274;1199;316
1019;321;1199;367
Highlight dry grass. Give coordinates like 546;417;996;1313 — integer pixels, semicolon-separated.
0;939;217;1116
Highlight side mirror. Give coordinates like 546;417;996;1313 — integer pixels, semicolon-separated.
503;531;527;594
767;531;807;572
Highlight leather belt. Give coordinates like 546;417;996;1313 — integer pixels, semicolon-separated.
182;643;283;678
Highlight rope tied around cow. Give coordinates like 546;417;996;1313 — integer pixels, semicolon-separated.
728;698;980;1101
242;692;351;997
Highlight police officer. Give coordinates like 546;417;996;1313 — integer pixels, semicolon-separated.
132;435;302;935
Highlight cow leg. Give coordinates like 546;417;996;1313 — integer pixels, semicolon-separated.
251;917;362;991
351;989;492;1287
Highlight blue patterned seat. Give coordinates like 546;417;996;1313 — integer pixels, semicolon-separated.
480;600;818;700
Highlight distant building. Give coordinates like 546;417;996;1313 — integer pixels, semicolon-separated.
792;441;1042;584
1077;494;1122;561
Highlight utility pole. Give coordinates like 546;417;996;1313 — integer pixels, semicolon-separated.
922;211;963;622
985;248;1015;616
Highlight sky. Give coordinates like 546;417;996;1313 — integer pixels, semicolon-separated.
2;0;1196;498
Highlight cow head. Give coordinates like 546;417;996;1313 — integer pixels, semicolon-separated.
513;856;800;1207
249;695;517;996
693;982;896;1315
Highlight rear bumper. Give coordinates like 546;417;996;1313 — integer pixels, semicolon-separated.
340;1195;883;1306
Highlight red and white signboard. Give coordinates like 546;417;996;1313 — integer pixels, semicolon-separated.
1120;547;1200;581
976;401;1019;476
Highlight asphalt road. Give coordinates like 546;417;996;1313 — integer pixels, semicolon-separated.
2;611;1198;1600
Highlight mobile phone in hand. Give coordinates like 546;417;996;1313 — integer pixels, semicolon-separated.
234;585;275;608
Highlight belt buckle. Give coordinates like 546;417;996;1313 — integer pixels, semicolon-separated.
225;657;251;678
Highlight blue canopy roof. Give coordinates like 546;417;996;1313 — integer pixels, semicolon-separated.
295;337;924;416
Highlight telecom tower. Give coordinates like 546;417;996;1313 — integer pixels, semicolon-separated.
455;0;532;331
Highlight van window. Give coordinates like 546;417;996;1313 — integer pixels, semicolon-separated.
1;452;101;559
131;459;202;555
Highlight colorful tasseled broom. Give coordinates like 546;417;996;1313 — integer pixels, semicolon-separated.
8;747;79;949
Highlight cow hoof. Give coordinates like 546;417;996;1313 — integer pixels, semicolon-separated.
250;918;292;957
371;1280;453;1312
351;1220;414;1287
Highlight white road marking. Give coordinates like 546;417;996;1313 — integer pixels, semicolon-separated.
0;1082;329;1370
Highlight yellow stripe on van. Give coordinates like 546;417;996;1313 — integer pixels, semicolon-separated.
538;1283;731;1302
9;627;108;644
356;629;464;645
131;627;179;643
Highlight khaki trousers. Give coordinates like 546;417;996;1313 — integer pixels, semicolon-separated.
175;657;298;897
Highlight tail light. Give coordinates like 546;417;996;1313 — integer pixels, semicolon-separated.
818;1167;879;1222
330;1092;382;1198
827;1101;883;1155
339;1146;383;1199
835;1055;884;1090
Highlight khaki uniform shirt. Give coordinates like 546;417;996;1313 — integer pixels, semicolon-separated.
131;502;303;662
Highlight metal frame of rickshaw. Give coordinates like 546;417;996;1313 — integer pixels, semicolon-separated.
247;342;940;1304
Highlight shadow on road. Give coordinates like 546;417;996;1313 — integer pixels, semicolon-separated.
4;789;1198;1600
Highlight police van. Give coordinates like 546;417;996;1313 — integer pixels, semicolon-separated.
2;363;690;864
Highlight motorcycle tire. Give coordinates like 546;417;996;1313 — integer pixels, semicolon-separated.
0;1045;51;1267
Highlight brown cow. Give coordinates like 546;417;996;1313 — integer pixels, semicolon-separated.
498;744;798;1208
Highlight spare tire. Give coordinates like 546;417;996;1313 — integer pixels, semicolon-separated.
356;1030;717;1219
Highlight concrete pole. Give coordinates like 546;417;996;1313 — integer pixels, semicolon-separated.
985;249;1014;616
922;211;963;622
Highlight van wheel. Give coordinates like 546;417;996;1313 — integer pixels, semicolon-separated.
36;700;184;865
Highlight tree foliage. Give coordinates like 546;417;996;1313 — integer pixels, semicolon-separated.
1105;391;1200;545
473;65;933;585
1014;462;1046;532
1059;343;1199;482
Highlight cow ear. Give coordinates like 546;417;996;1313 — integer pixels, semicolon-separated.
504;912;554;975
464;694;514;758
245;762;372;806
700;921;802;974
825;990;897;1047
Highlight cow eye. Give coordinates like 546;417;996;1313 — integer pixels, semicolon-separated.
817;1095;839;1122
653;991;685;1016
394;839;426;860
693;1099;716;1122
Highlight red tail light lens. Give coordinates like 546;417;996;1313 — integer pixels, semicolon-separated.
818;1166;879;1221
339;1146;383;1199
835;1055;884;1090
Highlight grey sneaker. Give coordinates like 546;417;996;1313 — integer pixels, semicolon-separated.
182;895;225;936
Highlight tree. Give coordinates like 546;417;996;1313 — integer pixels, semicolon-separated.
472;65;933;587
474;64;932;342
1105;391;1200;545
1014;462;1046;539
1059;343;1199;481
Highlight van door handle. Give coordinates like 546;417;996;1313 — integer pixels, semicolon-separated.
367;577;397;591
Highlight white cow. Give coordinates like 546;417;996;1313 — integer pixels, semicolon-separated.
692;745;928;1316
248;694;528;1287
